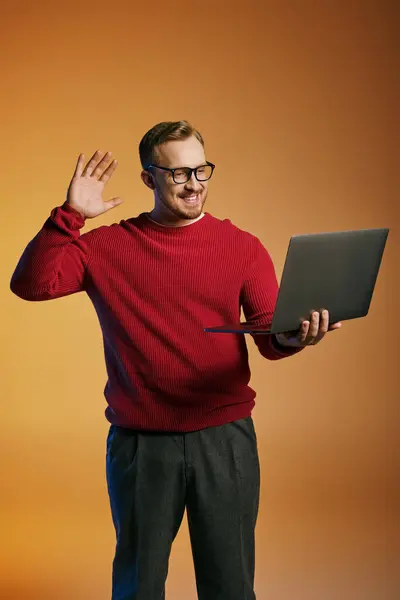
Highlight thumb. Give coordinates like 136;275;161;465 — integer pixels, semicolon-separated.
104;197;124;212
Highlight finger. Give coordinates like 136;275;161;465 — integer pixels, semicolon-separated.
99;158;118;184
103;197;124;212
73;153;85;178
313;309;329;345
92;152;114;179
306;311;320;342
297;320;310;343
82;150;106;177
329;322;342;331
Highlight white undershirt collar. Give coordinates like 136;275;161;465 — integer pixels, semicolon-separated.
145;212;206;228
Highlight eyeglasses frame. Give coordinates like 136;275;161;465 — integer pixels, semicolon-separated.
145;161;215;184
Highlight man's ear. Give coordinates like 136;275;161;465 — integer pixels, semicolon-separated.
141;170;156;190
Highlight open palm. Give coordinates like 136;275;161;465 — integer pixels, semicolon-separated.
67;150;123;219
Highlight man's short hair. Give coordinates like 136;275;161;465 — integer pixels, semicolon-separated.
139;120;204;168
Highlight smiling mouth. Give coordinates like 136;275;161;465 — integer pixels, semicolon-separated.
181;194;200;203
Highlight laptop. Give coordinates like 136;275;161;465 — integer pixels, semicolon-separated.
204;228;389;335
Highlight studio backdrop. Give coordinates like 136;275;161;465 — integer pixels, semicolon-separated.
1;2;397;599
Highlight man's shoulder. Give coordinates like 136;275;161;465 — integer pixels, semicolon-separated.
79;214;141;242
207;213;259;243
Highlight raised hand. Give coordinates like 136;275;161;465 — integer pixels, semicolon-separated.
67;151;123;219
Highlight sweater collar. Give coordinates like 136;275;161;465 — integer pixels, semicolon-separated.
140;212;210;232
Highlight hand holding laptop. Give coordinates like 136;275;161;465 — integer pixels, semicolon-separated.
275;309;342;348
205;228;388;345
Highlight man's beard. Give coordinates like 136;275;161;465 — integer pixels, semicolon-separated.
158;189;206;220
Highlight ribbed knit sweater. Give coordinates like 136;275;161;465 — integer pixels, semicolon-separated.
10;202;302;432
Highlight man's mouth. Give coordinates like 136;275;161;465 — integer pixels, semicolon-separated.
181;194;200;204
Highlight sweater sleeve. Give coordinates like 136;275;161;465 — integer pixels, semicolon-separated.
240;238;304;361
10;202;93;302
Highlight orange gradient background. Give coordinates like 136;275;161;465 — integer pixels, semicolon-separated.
1;1;398;599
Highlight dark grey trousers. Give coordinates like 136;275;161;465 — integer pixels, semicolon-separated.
106;416;260;600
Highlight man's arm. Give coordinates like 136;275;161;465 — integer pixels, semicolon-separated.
10;150;122;302
240;238;305;361
10;203;91;301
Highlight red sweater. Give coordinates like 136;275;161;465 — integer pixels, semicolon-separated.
10;203;302;432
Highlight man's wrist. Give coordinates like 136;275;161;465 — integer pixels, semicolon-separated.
274;333;301;349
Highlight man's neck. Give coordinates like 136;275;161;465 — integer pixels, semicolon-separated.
146;212;205;228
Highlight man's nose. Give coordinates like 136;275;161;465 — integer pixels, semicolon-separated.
185;172;202;190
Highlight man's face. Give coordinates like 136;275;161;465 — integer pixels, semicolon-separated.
142;136;211;224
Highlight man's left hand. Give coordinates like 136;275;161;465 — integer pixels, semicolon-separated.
275;310;342;348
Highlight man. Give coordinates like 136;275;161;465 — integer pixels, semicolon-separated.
10;120;341;600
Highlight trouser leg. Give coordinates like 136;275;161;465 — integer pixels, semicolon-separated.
106;425;186;600
185;416;260;600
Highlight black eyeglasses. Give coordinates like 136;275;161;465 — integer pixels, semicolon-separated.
146;161;215;184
